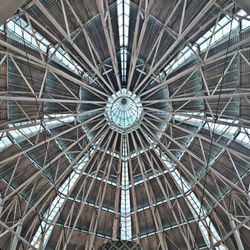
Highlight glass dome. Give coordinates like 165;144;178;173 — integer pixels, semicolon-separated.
105;89;143;133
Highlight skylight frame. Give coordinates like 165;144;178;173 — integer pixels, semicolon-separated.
105;89;143;134
0;114;75;152
3;17;84;76
120;137;132;240
163;10;250;76
117;0;130;83
0;0;249;248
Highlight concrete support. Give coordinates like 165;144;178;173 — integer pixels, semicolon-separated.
0;0;28;25
234;0;250;15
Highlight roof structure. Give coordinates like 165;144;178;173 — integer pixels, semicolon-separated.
0;0;250;249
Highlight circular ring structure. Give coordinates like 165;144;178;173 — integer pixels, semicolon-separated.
105;89;143;133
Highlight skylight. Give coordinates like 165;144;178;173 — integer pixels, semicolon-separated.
117;0;130;82
120;138;132;240
0;114;75;151
236;128;250;148
164;10;250;75
5;18;83;75
105;89;143;133
174;112;240;140
196;15;238;52
0;1;249;249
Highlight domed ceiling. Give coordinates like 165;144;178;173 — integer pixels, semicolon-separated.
0;0;250;249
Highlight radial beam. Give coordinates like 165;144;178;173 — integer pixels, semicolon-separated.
140;122;247;248
133;0;217;93
134;130;196;248
0;122;108;242
120;136;132;240
1;118;106;203
0;95;105;105
126;134;141;244
112;135;122;239
127;0;153;89
97;0;122;90
139;34;250;99
62;130;115;249
32;136;104;248
146;113;250;165
142;92;250;104
34;0;116;94
87;132;119;249
130;132;168;249
0;36;108;100
0;110;104;165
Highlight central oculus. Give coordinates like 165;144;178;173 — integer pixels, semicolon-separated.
105;89;143;133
